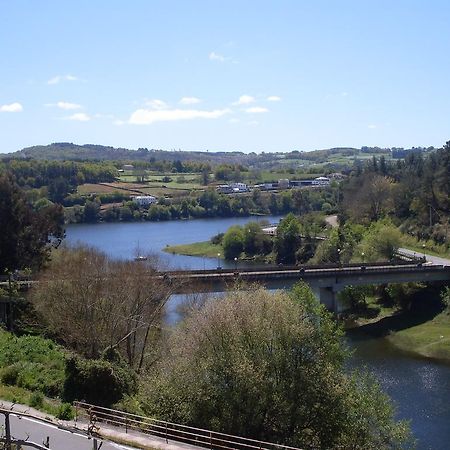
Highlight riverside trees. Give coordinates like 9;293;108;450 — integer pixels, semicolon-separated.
141;283;412;449
31;246;174;370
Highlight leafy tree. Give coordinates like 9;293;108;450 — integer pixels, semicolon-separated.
0;174;64;273
243;222;272;256
357;220;402;262
274;213;301;264
142;284;412;449
222;226;244;259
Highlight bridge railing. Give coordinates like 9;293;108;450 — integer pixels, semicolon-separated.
164;260;417;276
74;401;303;450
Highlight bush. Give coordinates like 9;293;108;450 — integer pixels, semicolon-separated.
63;351;137;407
29;391;44;408
1;365;20;386
57;403;74;420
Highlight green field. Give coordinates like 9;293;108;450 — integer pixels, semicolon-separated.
164;241;223;258
387;310;450;362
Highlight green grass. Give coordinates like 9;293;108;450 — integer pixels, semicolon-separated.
0;329;66;397
164;241;223;258
387;310;450;362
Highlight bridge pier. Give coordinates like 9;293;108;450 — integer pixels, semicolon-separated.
311;285;344;313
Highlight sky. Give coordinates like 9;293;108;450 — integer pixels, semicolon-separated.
1;0;450;154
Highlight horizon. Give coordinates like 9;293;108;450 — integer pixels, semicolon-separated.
1;1;450;153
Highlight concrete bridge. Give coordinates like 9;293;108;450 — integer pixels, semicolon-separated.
163;262;450;311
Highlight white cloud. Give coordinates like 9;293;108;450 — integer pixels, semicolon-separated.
209;51;226;62
66;112;90;121
245;106;269;114
267;95;281;102
47;74;79;85
368;124;377;129
233;95;255;105
179;96;201;105
129;108;231;125
145;99;168;110
48;101;82;110
0;102;23;112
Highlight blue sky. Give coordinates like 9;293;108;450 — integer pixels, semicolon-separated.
1;0;449;153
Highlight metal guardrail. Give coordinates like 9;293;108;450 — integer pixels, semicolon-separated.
74;401;303;450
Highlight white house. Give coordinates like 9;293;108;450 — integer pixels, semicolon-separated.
133;195;157;206
230;182;248;192
312;176;330;186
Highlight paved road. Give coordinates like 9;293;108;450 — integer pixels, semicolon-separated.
5;414;136;450
399;247;450;266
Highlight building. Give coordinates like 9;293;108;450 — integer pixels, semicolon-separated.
230;182;248;192
123;164;134;171
312;176;330;186
216;184;233;194
278;179;290;190
133;195;157;206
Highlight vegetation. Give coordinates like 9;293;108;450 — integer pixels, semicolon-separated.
164;241;222;258
0;174;64;273
387;287;450;362
141;283;412;449
31;246;172;368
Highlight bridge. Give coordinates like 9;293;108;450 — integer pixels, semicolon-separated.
2;260;449;314
163;262;450;312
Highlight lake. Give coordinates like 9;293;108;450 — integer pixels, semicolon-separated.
66;217;450;449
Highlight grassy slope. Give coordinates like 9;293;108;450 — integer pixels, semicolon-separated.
164;241;223;258
387;310;450;362
0;329;70;415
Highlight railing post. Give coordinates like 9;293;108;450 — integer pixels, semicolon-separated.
210;430;212;449
165;422;168;443
4;412;11;450
125;418;128;433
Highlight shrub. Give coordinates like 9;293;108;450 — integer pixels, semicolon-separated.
57;403;74;420
1;365;20;386
29;391;44;408
63;351;137;407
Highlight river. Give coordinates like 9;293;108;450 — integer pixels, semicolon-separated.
66;217;450;449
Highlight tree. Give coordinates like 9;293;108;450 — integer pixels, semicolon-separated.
222;226;244;259
357;220;402;261
31;246;175;369
0;174;64;273
142;284;412;449
274;213;301;264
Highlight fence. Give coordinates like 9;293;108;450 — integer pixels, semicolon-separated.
74;401;303;450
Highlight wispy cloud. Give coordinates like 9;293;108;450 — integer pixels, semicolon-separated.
47;74;79;85
245;106;269;114
209;51;227;62
368;124;377;129
46;101;82;110
0;102;23;112
145;99;168;110
66;112;90;121
128;108;231;125
233;95;255;105
267;95;281;102
179;97;201;105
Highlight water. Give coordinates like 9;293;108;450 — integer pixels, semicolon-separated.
66;215;283;270
65;217;450;449
348;333;450;450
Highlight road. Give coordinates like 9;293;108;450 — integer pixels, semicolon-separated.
5;414;136;450
399;247;450;266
